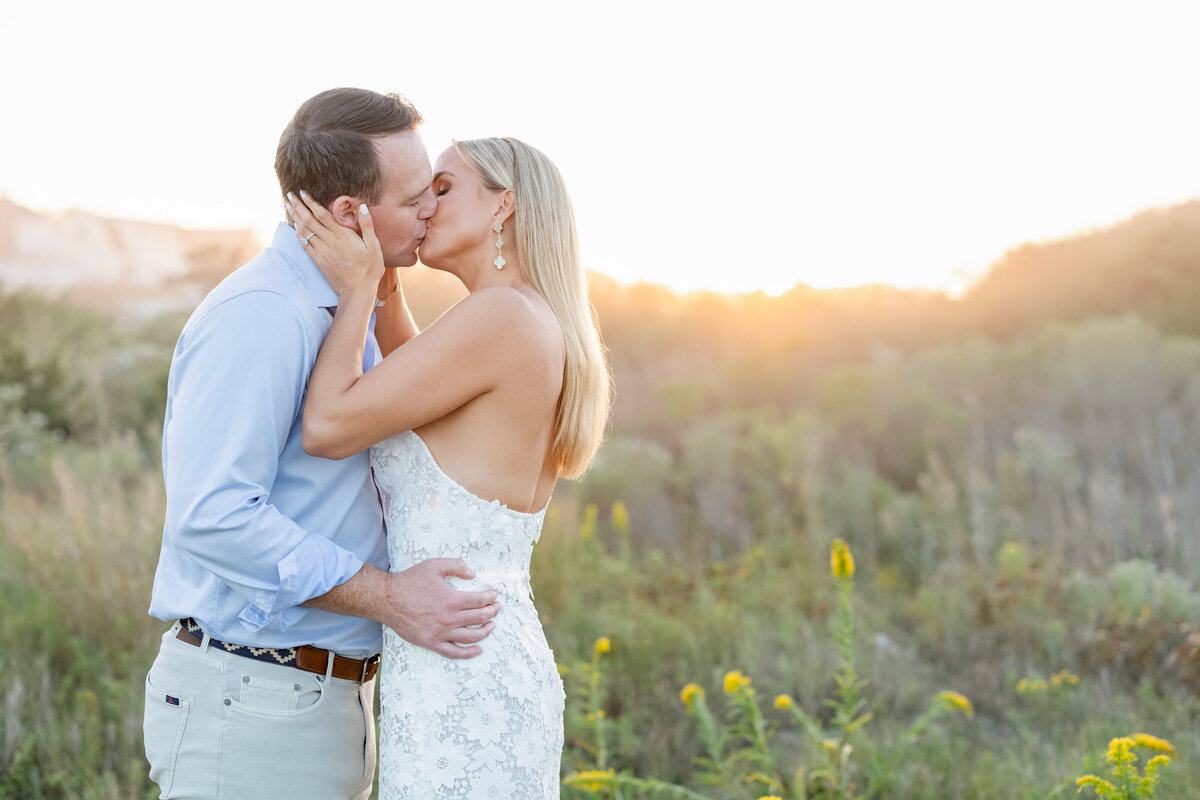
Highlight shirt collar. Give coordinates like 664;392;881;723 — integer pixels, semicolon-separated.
270;222;339;309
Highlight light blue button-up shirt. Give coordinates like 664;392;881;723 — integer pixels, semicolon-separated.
149;223;387;659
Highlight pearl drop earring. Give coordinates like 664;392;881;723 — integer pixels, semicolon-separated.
493;222;506;269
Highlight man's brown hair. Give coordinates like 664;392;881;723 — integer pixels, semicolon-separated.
275;88;423;207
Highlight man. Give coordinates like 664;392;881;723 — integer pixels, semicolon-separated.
143;88;500;799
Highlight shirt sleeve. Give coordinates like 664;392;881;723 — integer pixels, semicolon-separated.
162;289;364;632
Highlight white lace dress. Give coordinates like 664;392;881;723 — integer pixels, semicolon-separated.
371;430;564;799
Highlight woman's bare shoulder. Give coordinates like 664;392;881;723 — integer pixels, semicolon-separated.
435;286;558;344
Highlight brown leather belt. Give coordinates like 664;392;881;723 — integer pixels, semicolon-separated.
176;620;379;683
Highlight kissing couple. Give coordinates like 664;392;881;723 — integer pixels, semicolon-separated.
143;87;612;799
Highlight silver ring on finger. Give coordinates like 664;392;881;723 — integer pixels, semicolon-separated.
303;231;318;246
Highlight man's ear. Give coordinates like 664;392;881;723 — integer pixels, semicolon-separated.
329;196;363;233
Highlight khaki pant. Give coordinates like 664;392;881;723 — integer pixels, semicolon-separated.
143;623;376;799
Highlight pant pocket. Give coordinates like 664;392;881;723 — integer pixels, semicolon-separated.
359;681;377;783
233;672;319;712
143;671;192;797
219;680;363;798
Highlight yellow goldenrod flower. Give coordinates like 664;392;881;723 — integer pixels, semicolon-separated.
723;670;752;695
1076;774;1116;793
821;739;839;758
611;500;629;533
1050;669;1080;687
1106;737;1136;767
580;503;598;541
757;796;784;800
938;690;974;717
593;636;612;656
1130;733;1177;757
1000;541;1025;558
568;769;615;792
1079;735;1177;798
586;710;607;721
997;541;1030;580
1142;752;1174;795
830;538;855;579
679;683;705;708
774;694;795;711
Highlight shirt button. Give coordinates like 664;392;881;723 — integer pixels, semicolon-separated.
224;699;231;706
242;676;251;684
294;684;301;691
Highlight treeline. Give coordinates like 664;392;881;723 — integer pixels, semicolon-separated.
594;199;1200;435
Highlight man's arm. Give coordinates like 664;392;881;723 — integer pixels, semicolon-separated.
164;290;364;632
304;559;500;660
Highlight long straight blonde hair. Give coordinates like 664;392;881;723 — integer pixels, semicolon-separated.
454;137;612;479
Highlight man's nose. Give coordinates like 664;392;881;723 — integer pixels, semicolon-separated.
418;189;436;220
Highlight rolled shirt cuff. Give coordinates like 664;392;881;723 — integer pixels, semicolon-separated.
236;533;364;633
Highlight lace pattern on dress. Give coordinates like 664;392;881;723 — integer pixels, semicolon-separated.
372;431;564;799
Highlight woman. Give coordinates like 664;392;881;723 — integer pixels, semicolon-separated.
287;137;610;798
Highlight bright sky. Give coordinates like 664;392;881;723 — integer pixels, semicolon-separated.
3;1;1199;295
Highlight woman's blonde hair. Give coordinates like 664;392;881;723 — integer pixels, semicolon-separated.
454;137;612;479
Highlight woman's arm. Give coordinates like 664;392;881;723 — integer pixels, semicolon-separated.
304;286;528;458
374;269;418;357
288;192;528;459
